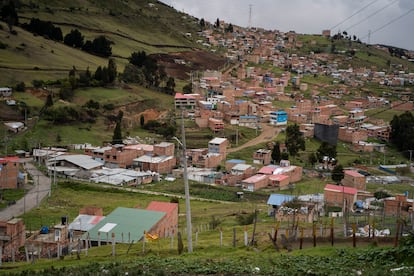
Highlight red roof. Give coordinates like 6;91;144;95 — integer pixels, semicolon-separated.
146;201;178;215
324;184;357;195
269;174;289;181
344;170;364;178
0;156;20;164
174;93;195;99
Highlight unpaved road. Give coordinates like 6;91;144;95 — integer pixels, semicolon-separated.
228;123;281;153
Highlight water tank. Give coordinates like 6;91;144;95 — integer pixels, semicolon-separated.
61;216;68;225
40;226;49;234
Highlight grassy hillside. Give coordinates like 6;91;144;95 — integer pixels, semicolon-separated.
0;0;202;85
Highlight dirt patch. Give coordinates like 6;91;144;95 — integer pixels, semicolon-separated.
151;49;227;80
27;88;49;100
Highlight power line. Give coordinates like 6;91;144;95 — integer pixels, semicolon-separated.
361;7;414;40
330;0;379;30
344;0;399;32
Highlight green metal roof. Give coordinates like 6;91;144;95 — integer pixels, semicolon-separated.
84;207;165;243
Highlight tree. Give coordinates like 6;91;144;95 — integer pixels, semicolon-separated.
316;142;337;162
64;29;84;48
331;164;344;184
215;18;220;28
271;142;281;164
82;35;112;57
199;18;205;29
140;114;145;128
112;110;123;144
390;111;414;158
1;0;18;32
285;124;305;157
107;58;117;83
121;64;145;84
165;77;175;94
45;93;53;108
182;83;192;94
308;152;317;167
129;51;147;67
225;23;233;33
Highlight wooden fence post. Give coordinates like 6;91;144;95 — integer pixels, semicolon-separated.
219;228;223;247
394;220;400;247
330;217;334;246
244;226;248;246
299;227;304;250
352;223;356;248
195;228;198;248
112;233;116;256
233;227;236;247
312;222;316;247
98;232;101;247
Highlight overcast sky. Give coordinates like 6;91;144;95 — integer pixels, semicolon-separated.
161;0;414;50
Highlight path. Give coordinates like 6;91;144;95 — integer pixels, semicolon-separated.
228;124;281;153
0;161;51;221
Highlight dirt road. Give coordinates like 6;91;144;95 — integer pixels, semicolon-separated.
0;161;51;221
228;124;280;153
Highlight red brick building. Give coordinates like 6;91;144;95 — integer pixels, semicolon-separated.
0;156;20;189
252;149;272;165
342;170;366;191
146;201;179;238
324;184;357;209
241;174;269;191
0;218;25;261
384;194;413;217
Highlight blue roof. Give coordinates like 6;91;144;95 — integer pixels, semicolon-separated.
267;194;295;206
226;159;246;164
240;115;257;119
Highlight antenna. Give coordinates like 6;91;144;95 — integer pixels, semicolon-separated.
248;4;252;28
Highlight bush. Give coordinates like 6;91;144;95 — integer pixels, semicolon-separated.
14;82;25;92
236;212;255;225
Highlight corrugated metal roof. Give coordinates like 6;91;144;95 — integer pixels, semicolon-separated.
69;214;105;232
85;207;165;243
324;184;357;195
55;154;102;170
134;155;174;163
267;194;295;206
209;137;227;144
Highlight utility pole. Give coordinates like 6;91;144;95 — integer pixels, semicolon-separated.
176;110;193;253
408;150;413;164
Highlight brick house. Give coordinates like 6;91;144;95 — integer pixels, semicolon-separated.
146;201;179;238
153;142;175;157
268;174;290;190
252;149;272;165
102;145;142;169
132;155;176;174
0;218;25;261
174;93;198;110
342;170;366;191
384;194;413;217
208;137;228;157
0;156;20;189
338;127;368;143
208;118;225;132
324;184;357;208
241;174;269;191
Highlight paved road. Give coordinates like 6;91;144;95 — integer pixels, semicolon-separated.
0;161;51;221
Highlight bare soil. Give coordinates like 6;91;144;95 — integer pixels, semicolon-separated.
151;49;227;80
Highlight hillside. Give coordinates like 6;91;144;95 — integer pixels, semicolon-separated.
0;0;224;85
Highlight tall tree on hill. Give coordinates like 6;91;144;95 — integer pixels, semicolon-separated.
285;124;305;157
107;58;117;83
271;142;281;164
390;111;414;158
112;110;123;144
331;164;344;184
